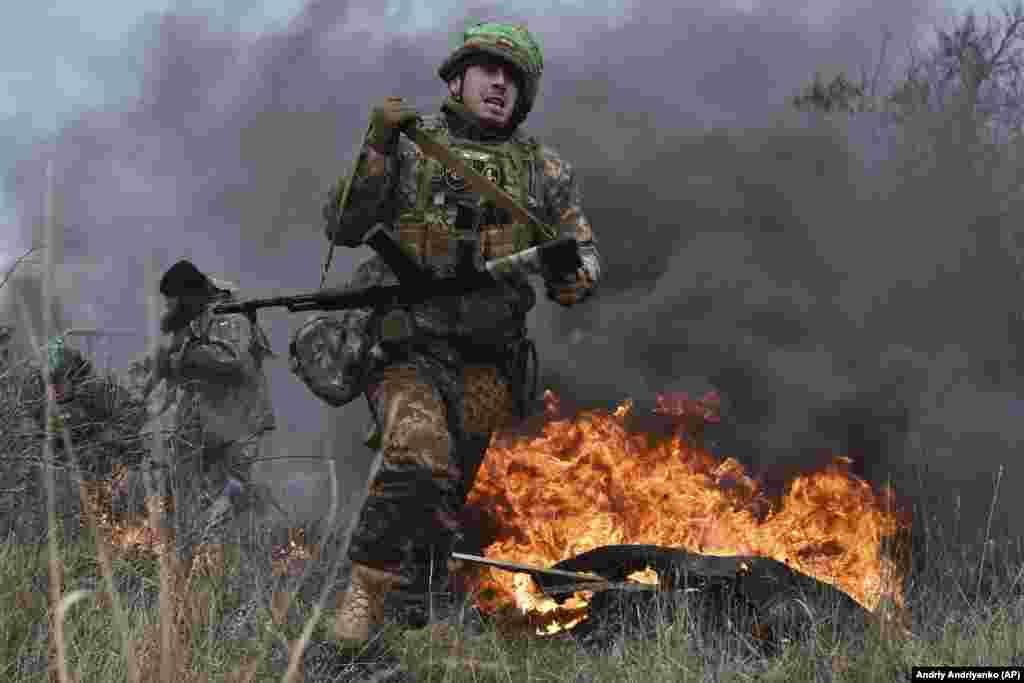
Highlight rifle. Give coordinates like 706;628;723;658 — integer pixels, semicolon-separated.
450;551;662;598
166;229;582;327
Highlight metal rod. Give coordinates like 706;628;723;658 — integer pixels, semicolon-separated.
452;551;608;583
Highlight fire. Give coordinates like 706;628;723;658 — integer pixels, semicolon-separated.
271;526;321;578
463;390;910;632
80;469;317;576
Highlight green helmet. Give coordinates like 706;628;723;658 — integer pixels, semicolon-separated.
438;21;544;128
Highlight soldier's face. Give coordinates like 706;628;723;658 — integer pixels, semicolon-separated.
450;59;520;128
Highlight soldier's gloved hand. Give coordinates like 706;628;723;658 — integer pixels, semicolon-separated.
367;97;420;152
546;267;594;307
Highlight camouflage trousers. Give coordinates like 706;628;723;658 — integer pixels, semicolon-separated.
144;431;273;572
348;348;518;592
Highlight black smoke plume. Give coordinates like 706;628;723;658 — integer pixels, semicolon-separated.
10;0;1019;549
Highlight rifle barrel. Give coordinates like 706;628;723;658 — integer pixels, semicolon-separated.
206;237;580;319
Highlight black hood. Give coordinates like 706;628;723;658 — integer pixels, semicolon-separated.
159;259;225;299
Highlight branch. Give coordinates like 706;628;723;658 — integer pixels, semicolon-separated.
991;15;1024;68
0;245;44;293
1000;1;1024;33
871;28;893;99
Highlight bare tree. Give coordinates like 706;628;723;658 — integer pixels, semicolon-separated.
793;5;1024;141
792;29;893;115
0;245;43;294
892;3;1024;138
791;71;869;114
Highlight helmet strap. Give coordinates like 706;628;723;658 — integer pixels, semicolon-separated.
446;72;465;103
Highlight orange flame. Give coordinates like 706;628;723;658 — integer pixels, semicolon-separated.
463;390;909;631
82;469;317;575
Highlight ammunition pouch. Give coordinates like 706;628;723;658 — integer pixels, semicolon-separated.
288;310;378;408
395;219;525;276
290;304;437;409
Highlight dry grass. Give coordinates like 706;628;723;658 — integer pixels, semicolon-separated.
0;457;1023;682
2;299;1024;681
4;128;1024;681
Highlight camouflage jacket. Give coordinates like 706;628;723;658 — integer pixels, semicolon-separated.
155;307;275;447
323;98;601;343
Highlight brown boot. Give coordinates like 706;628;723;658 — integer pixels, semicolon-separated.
334;563;403;645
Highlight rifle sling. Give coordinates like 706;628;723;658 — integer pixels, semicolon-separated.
403;125;558;243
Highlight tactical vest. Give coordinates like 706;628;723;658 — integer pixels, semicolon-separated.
394;116;540;276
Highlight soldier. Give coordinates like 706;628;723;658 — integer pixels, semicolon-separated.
290;21;601;643
146;260;279;573
42;336;97;438
26;335;129;541
41;334;146;461
36;335;143;475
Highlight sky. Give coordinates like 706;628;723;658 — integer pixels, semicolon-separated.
3;0;1024;546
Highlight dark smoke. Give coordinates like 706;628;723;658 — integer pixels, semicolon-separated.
7;0;1019;548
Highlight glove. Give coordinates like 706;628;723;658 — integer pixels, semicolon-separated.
366;97;420;152
546;267;594;307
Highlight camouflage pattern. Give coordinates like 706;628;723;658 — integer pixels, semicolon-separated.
305;96;601;588
289;307;377;408
162;308;275;442
439;22;545;129
347;352;515;589
148;300;277;566
324;97;601;326
394;107;540;266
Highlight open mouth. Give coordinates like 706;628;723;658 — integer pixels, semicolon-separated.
483;97;505;109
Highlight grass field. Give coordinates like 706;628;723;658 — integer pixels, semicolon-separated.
2;248;1023;681
0;339;1021;681
0;491;1022;682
